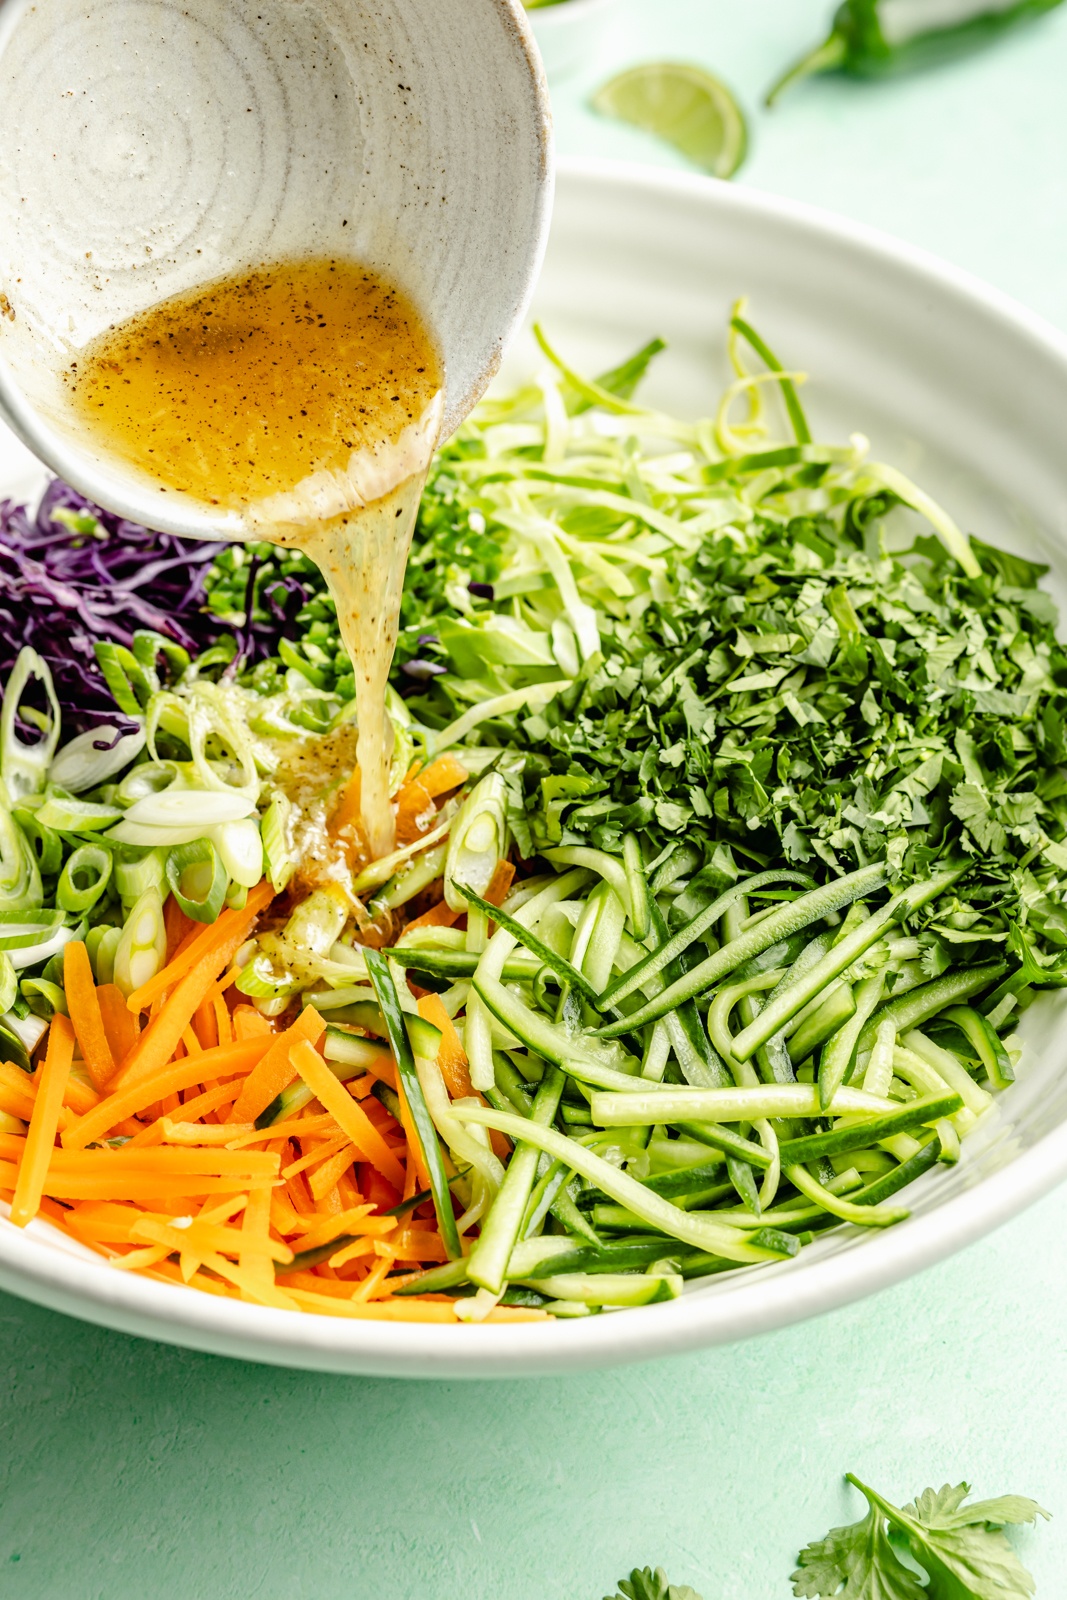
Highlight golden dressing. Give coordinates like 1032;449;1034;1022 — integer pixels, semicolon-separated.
65;257;444;860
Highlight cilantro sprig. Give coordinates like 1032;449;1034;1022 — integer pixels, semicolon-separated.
792;1473;1050;1600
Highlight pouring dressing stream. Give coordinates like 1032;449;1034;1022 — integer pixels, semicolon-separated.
64;257;445;861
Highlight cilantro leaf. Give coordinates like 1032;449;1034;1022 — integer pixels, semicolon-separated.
853;1476;1049;1600
605;1567;702;1600
792;1503;925;1599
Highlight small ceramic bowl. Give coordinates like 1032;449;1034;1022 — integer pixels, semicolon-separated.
0;0;553;540
526;0;622;82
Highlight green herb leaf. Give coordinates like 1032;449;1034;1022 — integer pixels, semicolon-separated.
606;1567;702;1600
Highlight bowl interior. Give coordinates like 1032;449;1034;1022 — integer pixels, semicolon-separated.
2;160;1067;1375
0;0;551;538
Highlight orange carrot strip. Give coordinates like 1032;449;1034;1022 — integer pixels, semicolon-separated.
96;984;139;1070
288;1039;407;1191
393;1075;425;1197
484;858;516;908
330;767;362;838
125;881;272;1017
417;754;469;798
1;1141;277;1177
129;1216;293;1264
281;1132;351;1181
0;1160;275;1202
350;1253;396;1302
327;1237;376;1269
404;898;462;932
9;1016;75;1227
125;1081;241;1148
233;1006;272;1040
63;1075;101;1115
283;1289;517;1321
213;992;233;1048
238;1183;275;1299
62;1035;271;1150
226;1007;325;1125
395;779;435;844
226;1111;338;1148
308;1143;358;1201
63;942;115;1091
163;895;197;961
416;993;474;1098
193;997;217;1051
128;1221;297;1307
162;1119;255;1146
0;1070;36;1122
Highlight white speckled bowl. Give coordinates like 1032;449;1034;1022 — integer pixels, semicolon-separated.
526;0;622;82
3;159;1067;1375
0;0;552;539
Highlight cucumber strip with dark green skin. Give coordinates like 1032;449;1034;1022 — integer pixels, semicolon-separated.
301;997;386;1035
726;1155;762;1216
855;963;1008;1054
457;880;602;1001
473;973;639;1091
371;1079;403;1122
851;1136;940;1205
392;1257;471;1296
622;833;651;942
731;867;967;1062
776;1090;962;1166
364;949;462;1260
466;1067;566;1294
601;867;821;1012
672;1120;774;1170
510;1235;685;1278
788;982;857;1065
942;1004;1014;1088
641;1159;727;1199
383;948;542;981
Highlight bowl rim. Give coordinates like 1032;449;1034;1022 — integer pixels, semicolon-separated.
4;154;1067;1376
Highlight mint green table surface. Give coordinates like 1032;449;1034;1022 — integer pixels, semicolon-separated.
3;6;1067;1595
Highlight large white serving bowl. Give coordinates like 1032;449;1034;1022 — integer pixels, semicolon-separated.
3;158;1067;1376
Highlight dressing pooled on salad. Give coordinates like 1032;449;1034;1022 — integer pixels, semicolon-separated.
64;256;445;862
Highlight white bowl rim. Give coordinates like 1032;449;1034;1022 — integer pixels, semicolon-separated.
4;155;1067;1376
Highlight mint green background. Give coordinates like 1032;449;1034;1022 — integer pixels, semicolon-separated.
3;5;1067;1595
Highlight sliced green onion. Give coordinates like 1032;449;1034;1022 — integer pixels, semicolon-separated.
114;848;167;905
211;818;264;889
49;724;146;794
126;789;255;829
20;976;68;1018
0;810;43;911
57;845;113;915
36;794;122;833
12;809;65;877
112;887;167;997
443;772;509;911
370;845;447;913
260;794;294;893
165;839;229;924
89;925;123;986
0;952;17;1015
0;649;61;801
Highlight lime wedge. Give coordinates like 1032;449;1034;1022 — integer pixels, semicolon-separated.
591;63;748;179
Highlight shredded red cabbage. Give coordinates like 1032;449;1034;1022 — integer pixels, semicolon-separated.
0;480;225;731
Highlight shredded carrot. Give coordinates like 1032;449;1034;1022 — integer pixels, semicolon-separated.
417;993;474;1098
63;942;116;1091
484;858;517;908
233;1005;272;1040
394;778;435;844
288;1039;407;1192
226;1007;325;1125
330;767;362;839
9;1016;75;1227
125;881;272;1017
404;899;463;931
116;884;272;1089
162;1119;254;1146
417;753;470;798
96;984;139;1070
62;1034;272;1150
